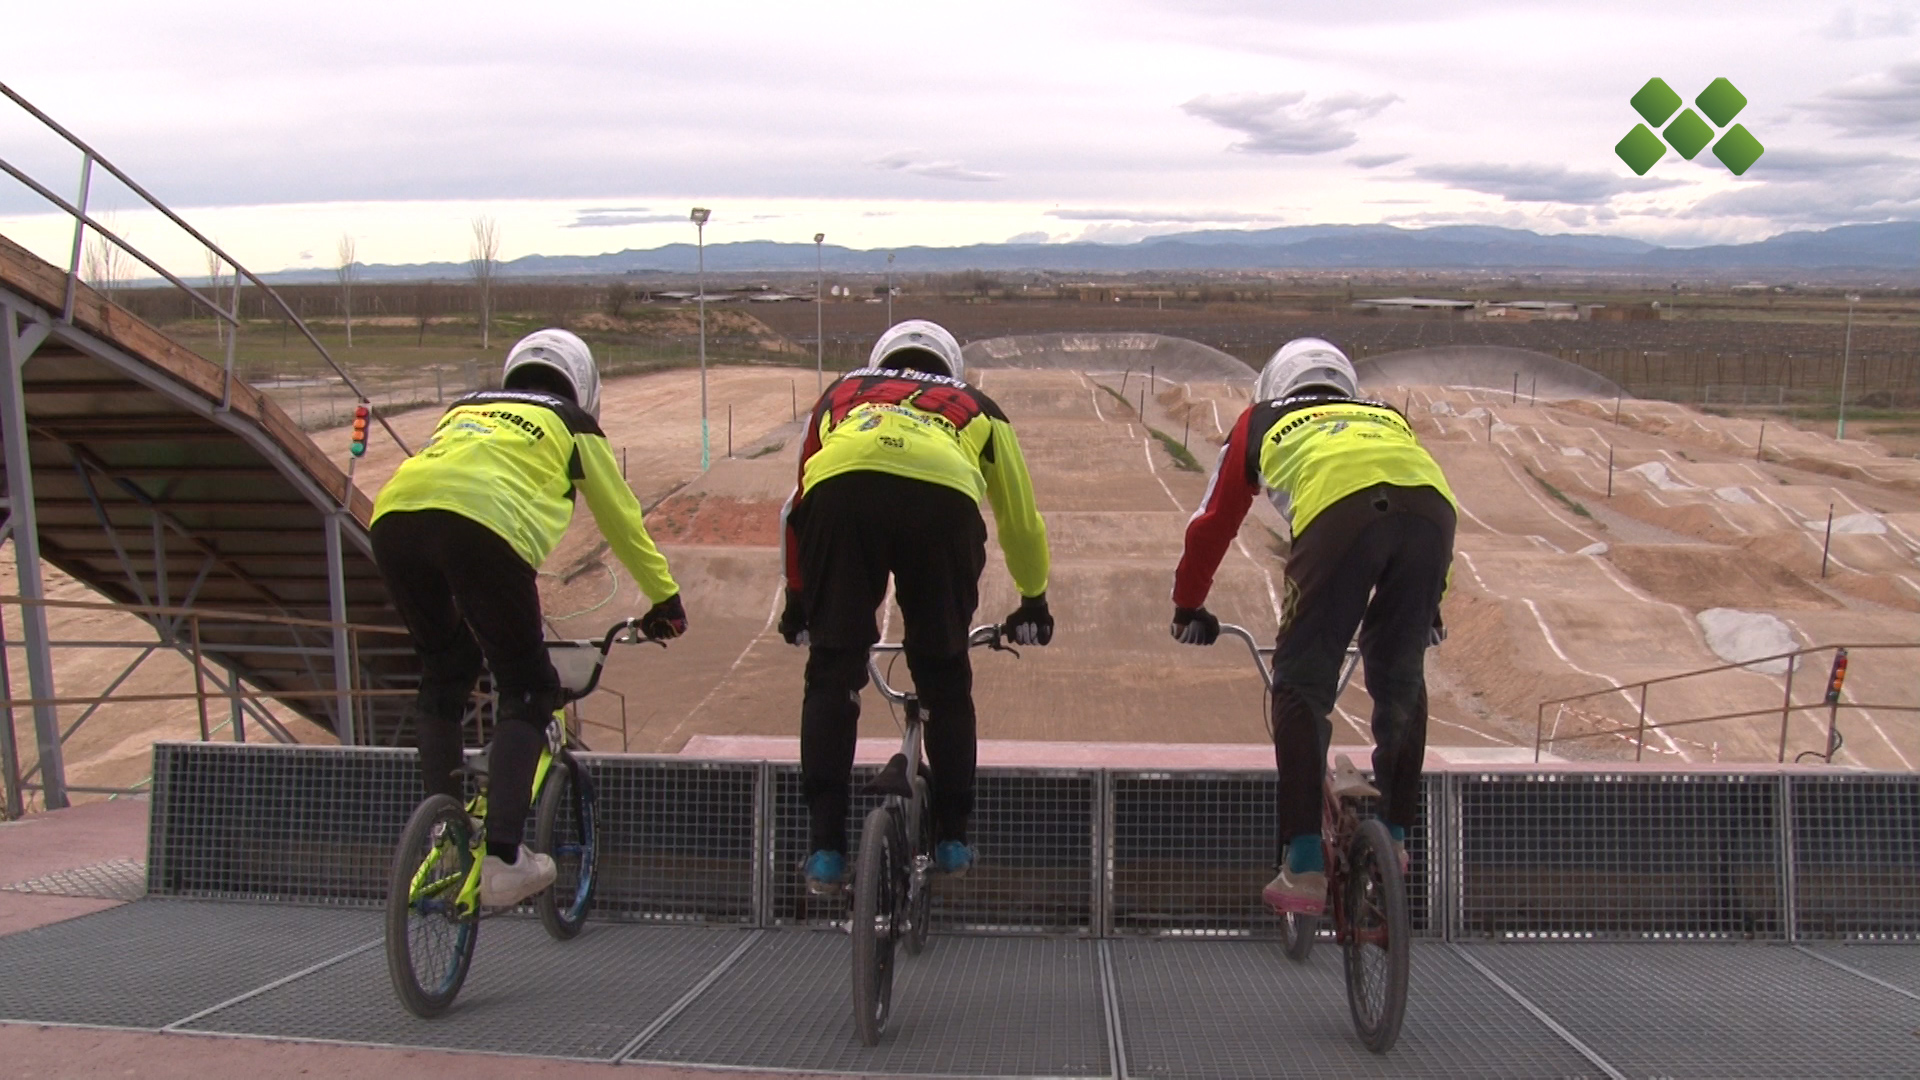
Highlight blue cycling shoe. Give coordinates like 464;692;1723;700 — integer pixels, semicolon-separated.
803;849;846;894
934;840;975;877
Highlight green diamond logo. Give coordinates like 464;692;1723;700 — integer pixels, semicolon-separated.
1615;124;1667;176
1663;108;1714;160
1712;124;1765;176
1630;78;1683;126
1695;77;1747;127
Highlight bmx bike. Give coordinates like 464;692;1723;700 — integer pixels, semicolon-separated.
1218;621;1411;1054
847;623;1017;1046
384;617;662;1018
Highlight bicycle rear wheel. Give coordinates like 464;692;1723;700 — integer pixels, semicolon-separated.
904;774;934;956
1282;910;1318;962
534;754;598;940
851;805;903;1046
1341;819;1410;1053
385;794;479;1018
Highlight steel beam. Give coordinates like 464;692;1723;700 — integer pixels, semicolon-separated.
0;299;64;807
324;511;353;745
0;606;22;819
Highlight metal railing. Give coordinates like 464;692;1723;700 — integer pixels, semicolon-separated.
0;594;413;818
0;80;410;466
1535;642;1920;765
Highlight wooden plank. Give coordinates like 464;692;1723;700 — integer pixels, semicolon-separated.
0;232;373;523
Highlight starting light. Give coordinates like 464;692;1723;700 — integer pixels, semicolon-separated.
1824;648;1849;705
350;404;370;457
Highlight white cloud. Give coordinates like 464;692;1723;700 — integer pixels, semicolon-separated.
870;150;1004;183
1349;152;1409;169
1411;162;1684;205
1805;62;1920;136
1182;90;1399;155
1047;208;1284;223
1821;6;1915;39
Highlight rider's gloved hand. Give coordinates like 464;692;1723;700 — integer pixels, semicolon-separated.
639;593;688;640
779;588;810;647
1004;592;1053;646
1427;611;1447;648
1170;605;1219;646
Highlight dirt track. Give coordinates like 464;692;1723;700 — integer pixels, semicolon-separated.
11;349;1920;805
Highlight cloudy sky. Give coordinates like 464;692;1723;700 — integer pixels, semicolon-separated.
2;0;1918;273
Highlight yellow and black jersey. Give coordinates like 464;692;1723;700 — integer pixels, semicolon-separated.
372;390;679;603
783;367;1049;598
1173;392;1456;609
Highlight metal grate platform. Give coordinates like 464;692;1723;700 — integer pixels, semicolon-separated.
8;899;1920;1077
2;858;147;901
1461;942;1920;1077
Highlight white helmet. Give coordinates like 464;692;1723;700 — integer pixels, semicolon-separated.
503;328;602;418
1254;337;1357;402
870;320;965;382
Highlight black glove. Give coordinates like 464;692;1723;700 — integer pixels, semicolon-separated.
1427;611;1447;648
779;588;809;647
1171;605;1219;646
639;593;687;641
1004;592;1053;646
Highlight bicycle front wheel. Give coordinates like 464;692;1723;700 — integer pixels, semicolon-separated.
1341;819;1410;1053
385;794;479;1018
851;805;903;1046
534;754;598;941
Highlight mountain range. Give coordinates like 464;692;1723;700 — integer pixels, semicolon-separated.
263;221;1920;283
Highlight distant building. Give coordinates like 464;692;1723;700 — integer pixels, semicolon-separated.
1353;296;1476;311
1586;303;1661;322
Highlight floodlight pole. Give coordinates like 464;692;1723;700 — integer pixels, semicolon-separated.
886;251;895;326
1836;293;1858;441
692;208;711;471
814;233;825;393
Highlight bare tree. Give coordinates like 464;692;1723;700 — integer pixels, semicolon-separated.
414;282;438;346
605;280;631;318
336;234;357;348
470;216;499;350
81;220;130;301
205;247;227;348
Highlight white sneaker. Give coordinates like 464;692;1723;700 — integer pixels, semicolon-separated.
479;845;556;907
1263;867;1328;916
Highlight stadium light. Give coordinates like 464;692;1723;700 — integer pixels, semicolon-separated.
692;207;711;470
815;233;826;393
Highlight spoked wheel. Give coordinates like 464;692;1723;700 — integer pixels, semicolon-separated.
1341;819;1410;1053
533;754;598;940
904;774;934;956
851;805;904;1046
385;794;479;1018
1282;909;1318;962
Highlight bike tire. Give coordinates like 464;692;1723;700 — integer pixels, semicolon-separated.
1341;818;1410;1053
905;774;934;956
851;805;901;1047
1282;910;1318;962
385;794;479;1018
534;754;598;941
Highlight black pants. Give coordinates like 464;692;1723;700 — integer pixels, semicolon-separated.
370;509;561;849
1270;484;1455;852
793;471;988;854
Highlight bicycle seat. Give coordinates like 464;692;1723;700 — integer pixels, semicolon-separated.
1331;755;1380;800
861;753;917;799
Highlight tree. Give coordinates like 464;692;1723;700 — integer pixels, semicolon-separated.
605;280;631;318
205;247;227;349
413;281;439;346
82;218;130;300
470;216;499;350
336;234;357;348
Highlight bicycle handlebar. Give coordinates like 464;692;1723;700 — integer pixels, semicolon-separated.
867;624;1015;704
549;617;672;704
1217;622;1276;686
